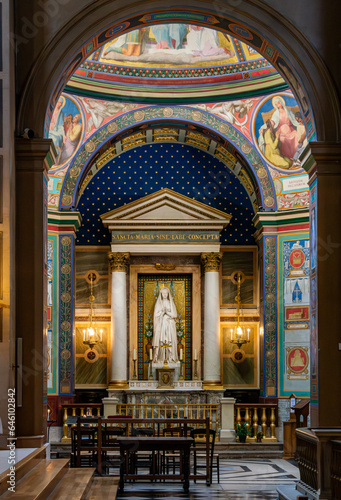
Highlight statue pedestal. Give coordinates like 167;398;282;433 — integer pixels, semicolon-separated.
156;368;175;388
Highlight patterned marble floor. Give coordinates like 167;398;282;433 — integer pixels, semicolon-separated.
116;458;299;499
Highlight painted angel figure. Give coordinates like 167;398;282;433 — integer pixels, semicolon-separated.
152;287;178;364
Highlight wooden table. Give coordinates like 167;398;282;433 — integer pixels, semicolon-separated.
117;436;193;493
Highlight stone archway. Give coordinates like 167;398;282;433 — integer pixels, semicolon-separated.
16;1;340;141
57;109;276;212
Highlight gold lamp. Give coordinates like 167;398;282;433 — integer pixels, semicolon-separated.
230;271;250;350
83;271;102;350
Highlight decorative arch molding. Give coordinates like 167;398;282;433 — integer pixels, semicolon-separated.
17;1;340;141
58;106;276;211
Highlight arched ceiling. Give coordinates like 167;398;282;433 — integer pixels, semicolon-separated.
55;104;277;212
77;125;260;214
76;143;256;246
46;18;312;224
65;23;287;103
48;96;310;215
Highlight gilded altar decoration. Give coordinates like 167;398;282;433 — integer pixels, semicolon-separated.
155;263;176;271
231;348;246;363
138;274;191;380
201;252;223;272
108;252;130;273
84;348;99;363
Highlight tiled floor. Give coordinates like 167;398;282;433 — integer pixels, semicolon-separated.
116;458;299;499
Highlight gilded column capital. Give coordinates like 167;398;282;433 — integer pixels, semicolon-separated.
201;252;223;272
108;252;130;273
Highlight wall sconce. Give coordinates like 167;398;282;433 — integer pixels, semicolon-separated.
230;271;250;351
83;271;102;350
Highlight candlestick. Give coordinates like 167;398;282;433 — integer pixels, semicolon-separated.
149;348;154;380
179;359;184;380
180;348;183;361
132;359;137;379
194;348;197;361
247;328;250;341
230;328;233;341
193;359;198;380
47;409;50;421
162;341;172;368
133;348;137;361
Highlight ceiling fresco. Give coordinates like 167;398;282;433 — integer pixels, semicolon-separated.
66;23;286;102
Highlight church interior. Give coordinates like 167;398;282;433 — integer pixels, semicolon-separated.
0;1;341;499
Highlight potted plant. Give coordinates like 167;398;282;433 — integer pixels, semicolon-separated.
235;422;250;443
256;431;263;442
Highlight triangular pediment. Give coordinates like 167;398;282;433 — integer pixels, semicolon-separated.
100;189;231;228
134;205;196;220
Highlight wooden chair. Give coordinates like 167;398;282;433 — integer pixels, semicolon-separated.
161;426;184;475
190;428;219;484
130;427;156;477
101;426;126;475
71;426;98;469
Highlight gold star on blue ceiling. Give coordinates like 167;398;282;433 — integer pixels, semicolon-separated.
76;143;255;245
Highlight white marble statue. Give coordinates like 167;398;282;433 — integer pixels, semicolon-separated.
152;287;178;364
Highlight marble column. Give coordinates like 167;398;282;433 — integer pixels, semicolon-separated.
108;252;130;389
201;252;222;388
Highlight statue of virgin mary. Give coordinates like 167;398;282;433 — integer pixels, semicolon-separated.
152;287;178;364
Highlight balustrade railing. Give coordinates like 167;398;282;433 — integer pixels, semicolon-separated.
296;428;318;493
61;403;218;442
331;440;341;499
117;403;220;437
61;403;102;442
234;403;278;442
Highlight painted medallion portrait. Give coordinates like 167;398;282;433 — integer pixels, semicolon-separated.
286;346;309;375
253;94;307;172
48;94;83;168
